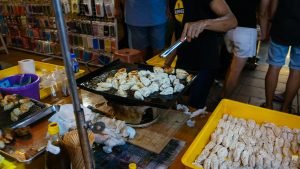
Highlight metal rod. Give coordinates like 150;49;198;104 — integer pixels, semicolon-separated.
51;1;95;168
160;37;187;58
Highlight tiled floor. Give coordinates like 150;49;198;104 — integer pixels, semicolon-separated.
0;44;299;114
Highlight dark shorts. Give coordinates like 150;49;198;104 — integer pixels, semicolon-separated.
127;23;167;50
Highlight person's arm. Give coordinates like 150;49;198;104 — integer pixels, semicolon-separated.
269;0;278;19
258;0;274;40
180;0;237;42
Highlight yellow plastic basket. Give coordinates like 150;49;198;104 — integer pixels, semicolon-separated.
181;99;300;169
0;61;85;99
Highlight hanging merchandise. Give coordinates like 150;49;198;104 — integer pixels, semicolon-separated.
61;0;71;14
103;24;109;37
111;38;116;52
92;21;100;37
93;37;100;50
94;0;104;17
99;38;104;50
71;0;79;14
99;22;104;37
104;38;111;53
82;0;93;16
109;22;115;37
103;0;114;18
82;35;88;49
87;35;93;49
49;17;56;29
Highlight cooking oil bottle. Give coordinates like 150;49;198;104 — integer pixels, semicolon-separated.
45;122;70;169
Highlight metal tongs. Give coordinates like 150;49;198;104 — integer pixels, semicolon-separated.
160;37;187;58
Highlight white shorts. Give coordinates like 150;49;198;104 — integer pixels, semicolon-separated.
224;27;258;58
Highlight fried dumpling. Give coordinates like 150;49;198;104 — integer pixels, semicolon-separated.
140;77;151;87
140;87;151;97
116;89;127;97
106;77;113;83
148;82;159;93
174;83;185;93
114;72;127;80
138;70;151;77
131;82;144;91
164;67;175;74
176;69;189;80
187;74;194;83
168;75;177;83
96;86;110;91
97;82;113;88
119;84;131;91
112;79;119;89
134;90;144;100
128;70;138;78
173;79;180;86
160;83;171;91
160;87;173;95
153;66;164;74
159;77;171;86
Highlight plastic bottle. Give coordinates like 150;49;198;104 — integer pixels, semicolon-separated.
45;122;70;169
128;163;137;169
71;53;79;73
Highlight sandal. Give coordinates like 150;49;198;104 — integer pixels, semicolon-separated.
273;93;284;103
260;102;266;108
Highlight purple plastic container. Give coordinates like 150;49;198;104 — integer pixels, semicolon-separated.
0;74;40;100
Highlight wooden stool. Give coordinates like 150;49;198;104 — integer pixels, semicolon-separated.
0;34;8;54
113;48;143;64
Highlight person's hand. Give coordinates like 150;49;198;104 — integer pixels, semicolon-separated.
181;20;208;42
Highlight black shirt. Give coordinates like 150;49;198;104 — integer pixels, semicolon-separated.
271;0;300;46
170;0;219;71
226;0;259;28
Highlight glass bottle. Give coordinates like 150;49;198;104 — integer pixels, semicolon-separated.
45;122;70;169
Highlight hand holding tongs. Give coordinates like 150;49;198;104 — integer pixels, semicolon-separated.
160;37;187;58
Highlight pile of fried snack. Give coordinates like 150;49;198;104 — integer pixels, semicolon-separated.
194;114;300;169
96;67;193;100
0;94;34;122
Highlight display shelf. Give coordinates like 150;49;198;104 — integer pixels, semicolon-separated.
9;46;104;69
1;0;119;67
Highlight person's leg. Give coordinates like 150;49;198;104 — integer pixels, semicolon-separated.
222;56;248;98
282;45;300;112
189;69;217;109
264;40;289;109
127;24;149;60
149;22;167;58
265;65;281;109
222;27;257;98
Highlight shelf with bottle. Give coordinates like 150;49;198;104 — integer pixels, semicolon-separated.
69;34;116;53
70;46;113;65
